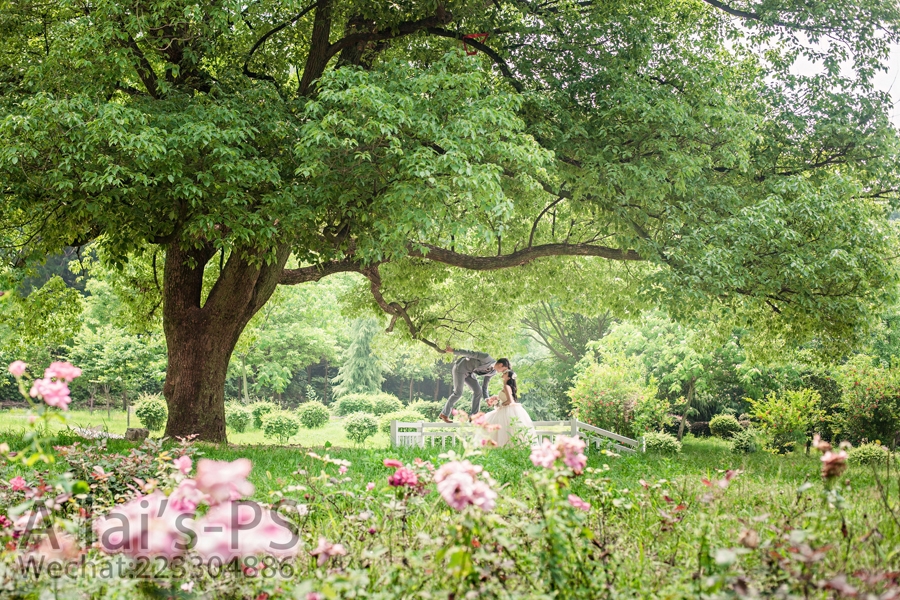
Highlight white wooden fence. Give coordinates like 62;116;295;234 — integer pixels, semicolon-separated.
389;418;643;453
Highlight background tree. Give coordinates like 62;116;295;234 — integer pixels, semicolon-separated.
1;0;897;441
332;318;384;398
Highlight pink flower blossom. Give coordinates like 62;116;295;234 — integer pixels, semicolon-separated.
168;479;206;512
44;361;82;382
307;593;324;600
821;450;848;479
29;378;72;410
172;455;192;475
383;459;403;469
530;440;561;469
93;491;192;560
434;460;496;512
195;458;254;504
339;465;348;475
366;482;375;491
309;536;347;567
9;476;27;491
558;436;587;474
194;501;299;562
7;361;26;378
181;582;194;592
388;467;419;488
29;528;81;562
0;514;11;528
568;494;591;512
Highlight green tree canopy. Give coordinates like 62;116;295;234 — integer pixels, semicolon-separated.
1;0;898;440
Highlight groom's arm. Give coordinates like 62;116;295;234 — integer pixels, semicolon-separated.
449;348;493;361
480;372;494;398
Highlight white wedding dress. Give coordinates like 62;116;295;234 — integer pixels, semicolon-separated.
474;387;538;448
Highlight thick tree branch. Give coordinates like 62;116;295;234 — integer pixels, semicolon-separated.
408;242;643;269
362;265;443;352
280;258;362;285
425;27;525;93
298;0;334;96
243;1;319;83
701;0;820;32
325;9;453;65
121;33;160;98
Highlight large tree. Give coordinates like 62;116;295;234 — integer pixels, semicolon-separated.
1;0;898;441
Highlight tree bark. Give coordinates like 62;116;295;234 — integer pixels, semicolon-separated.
162;242;290;442
677;378;696;441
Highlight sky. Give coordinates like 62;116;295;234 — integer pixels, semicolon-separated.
793;43;900;126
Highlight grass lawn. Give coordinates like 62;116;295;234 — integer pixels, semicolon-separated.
2;412;899;597
0;408;392;448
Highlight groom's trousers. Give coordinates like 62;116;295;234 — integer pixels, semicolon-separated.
440;359;484;418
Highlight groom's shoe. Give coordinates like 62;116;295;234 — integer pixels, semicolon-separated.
439;414;452;423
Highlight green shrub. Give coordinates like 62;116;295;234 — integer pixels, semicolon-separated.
250;401;279;429
334;394;376;416
643;432;682;455
748;388;823;454
710;414;743;439
730;428;759;454
688;421;709;437
225;403;252;433
569;358;650;436
408;400;444;421
262;411;300;443
134;393;167;431
371;394;403;416
379;409;426;434
834;356;900;446
344;412;379;445
848;443;891;466
632;395;673;437
298;401;330;429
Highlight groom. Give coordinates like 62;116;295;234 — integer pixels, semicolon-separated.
439;346;510;423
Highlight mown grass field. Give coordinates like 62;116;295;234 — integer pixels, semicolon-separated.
3;411;899;598
0;408;392;448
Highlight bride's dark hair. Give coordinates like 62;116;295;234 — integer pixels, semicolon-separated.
505;369;518;401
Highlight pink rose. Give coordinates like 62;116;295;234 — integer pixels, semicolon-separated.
388;467;418;488
93;491;192;560
29;377;72;410
44;361;82;382
195;458;254;504
172;455;192;475
168;479;206;512
194;501;299;561
383;459;403;469
434;460;496;512
339;465;348;475
309;536;347;567
529;440;561;469
366;482;375;491
7;361;27;378
8;476;27;491
568;494;591;512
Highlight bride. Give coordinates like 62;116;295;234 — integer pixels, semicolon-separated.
473;369;538;448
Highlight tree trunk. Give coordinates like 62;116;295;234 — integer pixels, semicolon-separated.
162;242;289;442
677;378;696;442
241;356;250;403
409;378;413;403
434;378;439;401
124;387;129;427
323;359;329;405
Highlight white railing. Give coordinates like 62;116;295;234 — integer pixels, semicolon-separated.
389;418;642;453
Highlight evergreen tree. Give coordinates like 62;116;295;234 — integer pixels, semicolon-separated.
332;319;383;398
